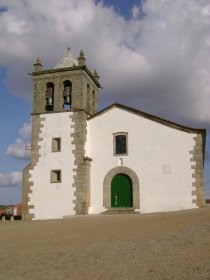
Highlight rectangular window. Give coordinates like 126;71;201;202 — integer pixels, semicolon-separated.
50;170;61;183
114;133;128;155
52;138;61;152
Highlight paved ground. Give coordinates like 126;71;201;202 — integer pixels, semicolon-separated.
0;207;210;280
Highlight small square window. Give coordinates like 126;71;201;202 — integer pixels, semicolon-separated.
52;138;61;152
51;170;61;183
114;133;128;155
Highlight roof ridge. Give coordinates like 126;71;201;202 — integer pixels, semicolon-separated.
88;103;206;133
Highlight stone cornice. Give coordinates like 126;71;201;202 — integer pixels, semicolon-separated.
30;65;101;88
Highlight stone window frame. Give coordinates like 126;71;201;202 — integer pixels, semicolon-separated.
50;170;61;183
113;132;128;156
52;137;61;152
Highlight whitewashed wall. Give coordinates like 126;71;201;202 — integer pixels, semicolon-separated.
29;112;75;219
87;107;197;214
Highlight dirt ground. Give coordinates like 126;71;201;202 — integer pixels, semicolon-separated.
0;207;210;280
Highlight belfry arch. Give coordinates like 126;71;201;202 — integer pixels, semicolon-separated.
103;166;140;210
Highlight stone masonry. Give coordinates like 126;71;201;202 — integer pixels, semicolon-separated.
190;134;206;207
22;49;100;219
22;115;45;220
32;69;99;115
71;111;90;214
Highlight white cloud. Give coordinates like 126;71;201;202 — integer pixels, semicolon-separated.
0;171;22;187
132;5;140;19
6;139;31;160
0;0;209;128
19;122;31;139
6;122;31;160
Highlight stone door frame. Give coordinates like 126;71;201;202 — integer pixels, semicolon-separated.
103;166;140;209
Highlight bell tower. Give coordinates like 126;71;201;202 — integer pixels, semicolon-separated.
32;48;100;115
22;48;101;220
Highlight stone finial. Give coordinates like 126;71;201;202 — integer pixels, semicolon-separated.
78;49;86;66
33;57;42;72
93;69;100;81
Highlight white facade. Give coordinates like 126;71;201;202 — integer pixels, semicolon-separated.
87;107;197;214
29;112;76;219
26;105;205;220
23;49;205;220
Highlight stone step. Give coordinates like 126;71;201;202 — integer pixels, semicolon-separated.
102;208;139;215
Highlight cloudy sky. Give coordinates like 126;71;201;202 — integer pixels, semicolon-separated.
0;0;210;204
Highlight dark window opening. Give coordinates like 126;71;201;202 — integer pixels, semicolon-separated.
63;80;72;110
87;84;91;113
52;138;61;152
46;82;54;111
115;134;127;155
92;90;95;114
51;170;61;183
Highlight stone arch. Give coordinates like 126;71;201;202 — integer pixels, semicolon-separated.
103;166;140;209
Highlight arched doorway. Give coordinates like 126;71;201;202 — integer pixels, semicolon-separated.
111;174;133;207
103;166;140;209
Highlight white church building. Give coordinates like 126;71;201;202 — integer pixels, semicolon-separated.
22;48;206;220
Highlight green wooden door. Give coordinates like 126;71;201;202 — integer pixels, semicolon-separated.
111;174;133;207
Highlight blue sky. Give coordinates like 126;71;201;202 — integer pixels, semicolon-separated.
0;0;210;204
0;68;31;203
